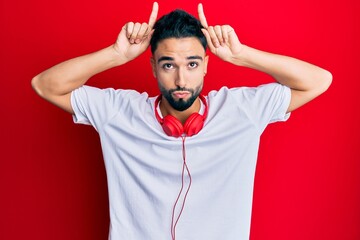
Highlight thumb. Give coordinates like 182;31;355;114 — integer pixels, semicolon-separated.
141;29;155;46
201;28;216;53
227;29;240;45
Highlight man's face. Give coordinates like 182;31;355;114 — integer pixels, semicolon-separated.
151;37;209;111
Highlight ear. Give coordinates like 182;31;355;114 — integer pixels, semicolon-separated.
150;57;157;78
203;55;209;75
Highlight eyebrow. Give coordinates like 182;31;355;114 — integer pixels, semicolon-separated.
157;55;203;63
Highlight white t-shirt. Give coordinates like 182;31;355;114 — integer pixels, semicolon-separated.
71;83;291;240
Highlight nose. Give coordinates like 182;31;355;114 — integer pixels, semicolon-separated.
175;68;186;88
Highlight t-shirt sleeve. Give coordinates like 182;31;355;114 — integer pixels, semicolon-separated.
70;85;124;131
231;83;291;130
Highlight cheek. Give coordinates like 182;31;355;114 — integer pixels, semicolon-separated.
156;72;174;88
157;71;172;81
187;70;204;82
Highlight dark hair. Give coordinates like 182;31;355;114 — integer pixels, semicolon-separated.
150;9;207;54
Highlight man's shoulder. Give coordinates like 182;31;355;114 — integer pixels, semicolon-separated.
207;83;287;97
74;85;149;99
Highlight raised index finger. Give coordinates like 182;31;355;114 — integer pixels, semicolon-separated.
198;3;208;28
148;2;159;29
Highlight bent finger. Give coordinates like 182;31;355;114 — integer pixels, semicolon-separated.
222;26;229;43
136;23;150;43
130;22;142;43
125;22;134;39
208;26;220;48
214;25;224;45
201;28;215;53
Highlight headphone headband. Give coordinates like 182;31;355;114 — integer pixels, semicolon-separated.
154;95;208;137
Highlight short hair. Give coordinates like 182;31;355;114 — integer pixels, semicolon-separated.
150;9;207;54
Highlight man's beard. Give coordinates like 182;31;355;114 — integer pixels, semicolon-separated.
159;84;203;111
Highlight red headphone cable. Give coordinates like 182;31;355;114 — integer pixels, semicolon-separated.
171;136;192;240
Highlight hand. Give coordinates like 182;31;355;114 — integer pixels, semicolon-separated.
113;2;159;63
198;3;243;63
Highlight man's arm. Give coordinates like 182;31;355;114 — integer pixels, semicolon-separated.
198;4;332;113
228;46;332;112
31;2;159;114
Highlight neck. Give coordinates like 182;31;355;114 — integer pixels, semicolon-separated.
160;97;201;125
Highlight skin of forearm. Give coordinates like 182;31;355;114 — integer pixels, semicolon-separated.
229;45;332;92
32;45;126;97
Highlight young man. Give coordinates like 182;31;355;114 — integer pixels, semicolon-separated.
32;2;332;240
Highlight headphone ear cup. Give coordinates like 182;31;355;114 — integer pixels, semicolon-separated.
183;113;205;137
162;115;184;137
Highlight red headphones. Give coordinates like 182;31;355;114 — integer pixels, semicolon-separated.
155;95;208;137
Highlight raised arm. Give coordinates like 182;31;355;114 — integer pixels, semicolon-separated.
31;2;159;114
198;3;332;113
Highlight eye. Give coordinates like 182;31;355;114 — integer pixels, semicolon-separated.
162;63;173;70
188;62;199;69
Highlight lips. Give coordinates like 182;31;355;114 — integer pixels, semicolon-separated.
173;91;190;99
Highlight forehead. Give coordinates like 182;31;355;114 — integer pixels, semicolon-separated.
153;37;206;60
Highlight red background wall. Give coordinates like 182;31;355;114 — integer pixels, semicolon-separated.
1;0;359;239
